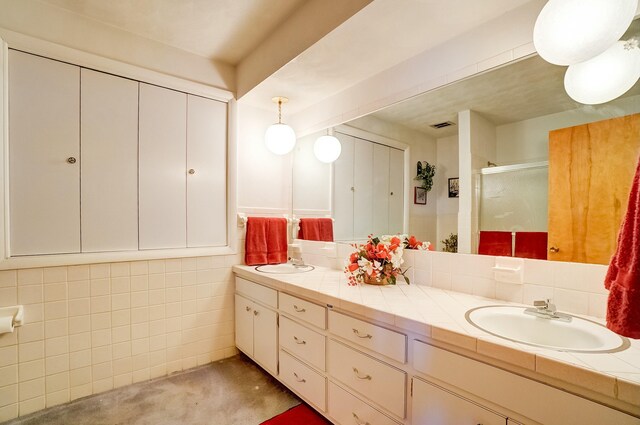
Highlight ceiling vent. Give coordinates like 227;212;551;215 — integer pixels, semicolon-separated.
430;121;456;129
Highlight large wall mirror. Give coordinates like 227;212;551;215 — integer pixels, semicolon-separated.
292;22;640;265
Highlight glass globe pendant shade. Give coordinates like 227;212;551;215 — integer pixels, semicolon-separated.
313;135;342;163
534;0;638;66
564;40;640;105
265;123;296;155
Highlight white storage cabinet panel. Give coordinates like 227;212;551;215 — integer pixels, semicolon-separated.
139;83;187;249
280;350;327;411
353;138;374;240
388;147;404;234
372;144;390;236
186;95;227;248
329;381;401;425
412;377;506;425
9;50;81;255
333;133;355;241
252;302;278;374
235;294;254;356
80;69;139;252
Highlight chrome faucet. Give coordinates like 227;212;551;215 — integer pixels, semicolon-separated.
524;299;572;322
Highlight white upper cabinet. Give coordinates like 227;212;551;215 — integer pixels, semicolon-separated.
353;138;374;240
373;144;390;236
9;50;80;255
389;148;404;234
81;69;139;252
186;95;227;247
333;134;355;241
138;83;188;250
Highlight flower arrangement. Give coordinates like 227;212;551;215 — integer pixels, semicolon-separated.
345;234;431;286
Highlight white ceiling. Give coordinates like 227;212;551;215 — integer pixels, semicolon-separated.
40;0;305;65
241;0;534;113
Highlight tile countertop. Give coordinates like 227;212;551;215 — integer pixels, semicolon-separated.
232;264;640;417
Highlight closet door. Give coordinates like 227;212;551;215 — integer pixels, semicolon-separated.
139;83;187;249
373;144;390;236
9;50;80;255
388;148;404;234
186;95;227;247
333;134;355;241
353;138;374;240
81;69;139;252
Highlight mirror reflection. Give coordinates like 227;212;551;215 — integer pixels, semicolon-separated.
293;49;640;265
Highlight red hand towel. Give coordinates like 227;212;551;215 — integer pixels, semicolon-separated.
478;231;512;256
298;218;321;241
605;158;640;339
267;218;289;265
318;218;334;242
514;232;548;260
245;217;268;266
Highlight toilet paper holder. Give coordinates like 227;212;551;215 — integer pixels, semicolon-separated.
0;305;24;329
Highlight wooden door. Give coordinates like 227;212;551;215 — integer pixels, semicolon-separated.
9;50;80;255
333;134;355;241
353;138;374;240
186;95;227;248
139;83;187;249
81;69;139;252
389;148;405;235
373;144;390;235
548;114;640;264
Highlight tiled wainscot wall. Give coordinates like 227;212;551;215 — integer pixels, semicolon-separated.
0;255;241;421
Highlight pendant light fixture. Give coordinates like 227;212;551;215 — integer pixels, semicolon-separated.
313;129;342;163
265;96;296;155
565;39;640;105
533;0;638;66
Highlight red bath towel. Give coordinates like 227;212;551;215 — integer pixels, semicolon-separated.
514;232;548;260
478;231;512;256
245;217;289;266
298;218;334;242
605;157;640;339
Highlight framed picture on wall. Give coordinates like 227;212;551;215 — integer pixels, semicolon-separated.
414;187;427;205
448;177;459;198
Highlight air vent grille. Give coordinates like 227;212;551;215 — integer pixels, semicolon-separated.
430;121;456;129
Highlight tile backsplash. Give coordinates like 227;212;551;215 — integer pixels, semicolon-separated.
0;255;241;422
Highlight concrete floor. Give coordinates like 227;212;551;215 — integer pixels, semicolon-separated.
5;354;302;425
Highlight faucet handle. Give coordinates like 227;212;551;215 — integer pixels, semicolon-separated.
533;299;548;308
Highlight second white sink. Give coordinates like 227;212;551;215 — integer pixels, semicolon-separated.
466;305;627;353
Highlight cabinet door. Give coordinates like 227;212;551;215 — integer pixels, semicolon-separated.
139;83;187;249
9;50;80;255
373;144;390;236
235;295;254;356
186;95;227;247
412;378;506;425
253;303;278;374
353;138;374;240
333;134;355;241
81;69;139;252
388;148;404;234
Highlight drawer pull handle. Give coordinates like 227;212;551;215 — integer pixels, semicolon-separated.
293;305;306;313
352;367;372;380
245;306;251;312
352;329;372;339
293;372;306;383
352;413;370;425
293;336;306;345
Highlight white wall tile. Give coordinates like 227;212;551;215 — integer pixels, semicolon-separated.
553;288;589;316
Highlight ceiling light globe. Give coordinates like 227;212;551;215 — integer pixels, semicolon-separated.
265;123;296;155
313;135;342;163
534;0;638;66
564;40;640;105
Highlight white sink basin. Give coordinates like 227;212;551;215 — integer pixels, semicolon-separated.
255;264;315;274
466;305;628;353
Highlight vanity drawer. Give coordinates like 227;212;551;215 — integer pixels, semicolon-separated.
328;339;406;418
279;349;327;411
279;292;326;329
329;381;401;425
279;316;326;371
328;310;406;363
235;277;277;309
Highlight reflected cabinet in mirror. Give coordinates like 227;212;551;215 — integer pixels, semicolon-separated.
292;36;639;264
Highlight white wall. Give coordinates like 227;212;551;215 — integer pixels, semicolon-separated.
436;135;459;250
496;94;640;165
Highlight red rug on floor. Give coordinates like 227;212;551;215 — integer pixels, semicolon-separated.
260;404;331;425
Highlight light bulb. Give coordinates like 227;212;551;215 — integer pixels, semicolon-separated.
313;135;342;163
265;123;296;155
564;40;640;105
534;0;638;66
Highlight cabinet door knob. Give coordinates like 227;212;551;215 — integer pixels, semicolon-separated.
351;187;355;192
67;157;76;164
390;192;394;195
253;310;259;316
352;367;372;380
245;306;251;312
352;412;370;425
549;246;560;253
188;169;195;175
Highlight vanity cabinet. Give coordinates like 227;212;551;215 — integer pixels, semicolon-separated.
412;377;506;425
